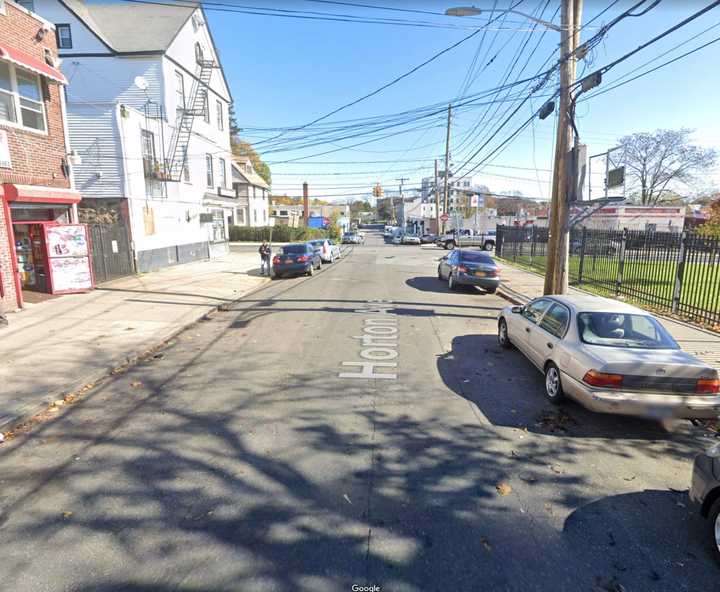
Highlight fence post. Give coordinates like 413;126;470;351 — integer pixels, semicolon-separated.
577;226;587;285
615;228;627;296
671;231;688;314
512;229;518;262
529;226;536;266
496;226;504;257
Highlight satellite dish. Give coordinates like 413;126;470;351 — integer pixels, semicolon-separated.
134;76;148;91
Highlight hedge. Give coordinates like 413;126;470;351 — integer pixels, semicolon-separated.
229;225;330;242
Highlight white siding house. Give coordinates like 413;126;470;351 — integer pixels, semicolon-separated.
32;0;236;274
231;156;271;228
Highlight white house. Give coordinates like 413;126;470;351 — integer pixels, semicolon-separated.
231;156;270;227
32;0;235;276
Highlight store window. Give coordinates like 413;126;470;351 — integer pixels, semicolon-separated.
0;62;46;132
206;153;213;188
56;24;72;49
219;157;227;188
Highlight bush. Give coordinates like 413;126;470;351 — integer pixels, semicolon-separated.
229;225;329;242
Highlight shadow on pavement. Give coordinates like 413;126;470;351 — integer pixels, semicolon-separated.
405;275;498;297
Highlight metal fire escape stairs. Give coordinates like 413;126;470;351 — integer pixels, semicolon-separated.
164;59;216;182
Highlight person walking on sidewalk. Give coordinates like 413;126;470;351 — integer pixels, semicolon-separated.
259;240;272;276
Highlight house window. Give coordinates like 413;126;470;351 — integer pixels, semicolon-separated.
216;100;223;130
56;24;72;49
237;208;246;225
15;1;34;12
206;153;213;188
181;145;190;182
175;71;185;120
202;91;209;123
194;42;204;64
0;62;46;132
141;130;156;178
219;157;227;188
254;209;257;223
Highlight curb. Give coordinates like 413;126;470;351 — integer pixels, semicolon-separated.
0;276;273;436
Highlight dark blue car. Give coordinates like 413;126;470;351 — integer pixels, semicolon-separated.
272;243;322;278
437;249;500;293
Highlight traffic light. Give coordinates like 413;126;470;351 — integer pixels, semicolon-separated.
372;184;384;198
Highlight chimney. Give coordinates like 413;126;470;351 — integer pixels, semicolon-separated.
303;182;309;225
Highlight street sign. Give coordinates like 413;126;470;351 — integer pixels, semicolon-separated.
440;213;449;222
607;166;625;189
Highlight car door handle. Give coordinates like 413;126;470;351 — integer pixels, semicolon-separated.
546;342;553;349
525;327;531;333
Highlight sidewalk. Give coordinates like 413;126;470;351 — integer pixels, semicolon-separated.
497;261;720;370
0;252;270;432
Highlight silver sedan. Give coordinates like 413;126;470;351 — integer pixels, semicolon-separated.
497;294;720;419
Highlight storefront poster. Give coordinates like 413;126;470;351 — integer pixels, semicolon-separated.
49;256;93;292
46;225;89;258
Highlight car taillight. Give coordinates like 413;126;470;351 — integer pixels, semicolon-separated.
457;265;468;273
297;255;310;262
695;378;720;394
272;256;281;264
583;370;623;389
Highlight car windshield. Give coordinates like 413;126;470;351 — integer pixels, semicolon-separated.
577;312;679;349
461;252;494;264
282;244;308;254
308;240;325;246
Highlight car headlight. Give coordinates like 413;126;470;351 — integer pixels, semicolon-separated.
707;441;720;458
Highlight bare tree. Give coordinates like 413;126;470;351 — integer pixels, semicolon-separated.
617;129;717;205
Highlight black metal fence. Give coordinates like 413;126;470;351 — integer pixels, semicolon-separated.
496;225;720;328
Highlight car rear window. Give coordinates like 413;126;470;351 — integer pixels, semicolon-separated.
461;252;494;264
282;244;308;254
577;312;679;349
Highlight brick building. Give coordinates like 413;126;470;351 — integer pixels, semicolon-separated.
0;0;82;311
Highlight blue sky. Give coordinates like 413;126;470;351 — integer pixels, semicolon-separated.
206;1;720;202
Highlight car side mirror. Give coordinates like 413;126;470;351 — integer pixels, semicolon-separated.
511;305;523;314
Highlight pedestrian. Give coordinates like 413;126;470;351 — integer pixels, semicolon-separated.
258;240;271;276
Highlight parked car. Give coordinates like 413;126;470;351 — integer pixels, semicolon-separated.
401;234;422;245
308;238;341;263
392;234;403;245
420;233;438;244
689;441;720;566
497;294;720;418
342;232;363;244
437;249;500;293
272;243;322;278
436;228;496;251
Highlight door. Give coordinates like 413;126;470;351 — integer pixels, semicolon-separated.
439;251;455;278
527;303;570;367
88;223;134;284
511;298;553;358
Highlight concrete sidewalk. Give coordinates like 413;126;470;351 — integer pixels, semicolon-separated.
497;261;720;369
0;252;270;432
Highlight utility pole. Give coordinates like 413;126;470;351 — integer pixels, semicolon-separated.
434;159;440;235
544;0;582;295
442;104;451;234
396;177;408;229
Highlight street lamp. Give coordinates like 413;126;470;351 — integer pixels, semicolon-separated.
445;5;561;31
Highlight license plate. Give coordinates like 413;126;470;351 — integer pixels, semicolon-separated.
285;259;293;264
475;271;487;277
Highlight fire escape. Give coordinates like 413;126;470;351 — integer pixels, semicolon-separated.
163;58;216;182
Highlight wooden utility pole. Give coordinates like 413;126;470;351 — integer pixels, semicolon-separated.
544;0;582;295
442;104;451;234
434;159;440;234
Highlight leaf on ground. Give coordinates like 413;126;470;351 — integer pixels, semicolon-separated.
550;464;564;474
544;502;554;515
130;381;143;388
496;482;512;496
480;537;491;551
62;511;73;519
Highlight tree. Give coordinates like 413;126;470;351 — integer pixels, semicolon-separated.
698;195;720;237
617;129;717;205
231;137;272;185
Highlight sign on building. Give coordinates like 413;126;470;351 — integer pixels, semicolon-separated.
0;130;11;169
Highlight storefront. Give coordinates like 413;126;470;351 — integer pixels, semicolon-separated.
2;184;93;307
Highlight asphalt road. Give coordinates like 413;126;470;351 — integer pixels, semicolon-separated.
0;230;718;591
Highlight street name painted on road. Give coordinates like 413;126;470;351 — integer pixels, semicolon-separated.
339;299;398;379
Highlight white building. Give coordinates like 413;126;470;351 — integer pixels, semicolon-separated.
33;0;235;276
421;172;488;212
231;156;270;227
573;204;686;233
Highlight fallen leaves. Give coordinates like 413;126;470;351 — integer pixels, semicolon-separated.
62;511;73;519
495;482;513;496
130;381;143;389
480;537;492;551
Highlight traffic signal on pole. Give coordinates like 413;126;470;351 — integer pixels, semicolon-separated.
373;184;384;198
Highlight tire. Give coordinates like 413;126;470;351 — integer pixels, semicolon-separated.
483;241;494;251
498;318;511;349
307;265;314;277
329;254;335;264
448;273;456;291
708;498;720;566
544;363;565;404
437;266;443;280
444;241;456;250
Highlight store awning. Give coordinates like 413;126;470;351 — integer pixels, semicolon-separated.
0;44;67;85
3;183;81;204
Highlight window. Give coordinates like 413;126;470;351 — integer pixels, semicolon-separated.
237;207;246;225
202;91;209;123
216;100;223;130
253;209;258;223
219;157;227;188
521;298;552;325
175;71;185;120
539;304;570;338
181;145;190;182
205;154;213;187
141;130;156;178
263;209;267;223
16;1;34;11
194;42;204;64
0;62;46;132
56;24;72;49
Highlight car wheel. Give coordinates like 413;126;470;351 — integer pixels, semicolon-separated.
437;266;443;280
329;254;335;263
444;241;455;250
498;318;511;349
307;265;314;277
448;273;455;290
483;242;494;251
708;497;720;565
544;363;565;404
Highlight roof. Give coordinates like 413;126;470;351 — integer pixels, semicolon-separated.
60;0;195;53
232;159;270;190
546;294;646;314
